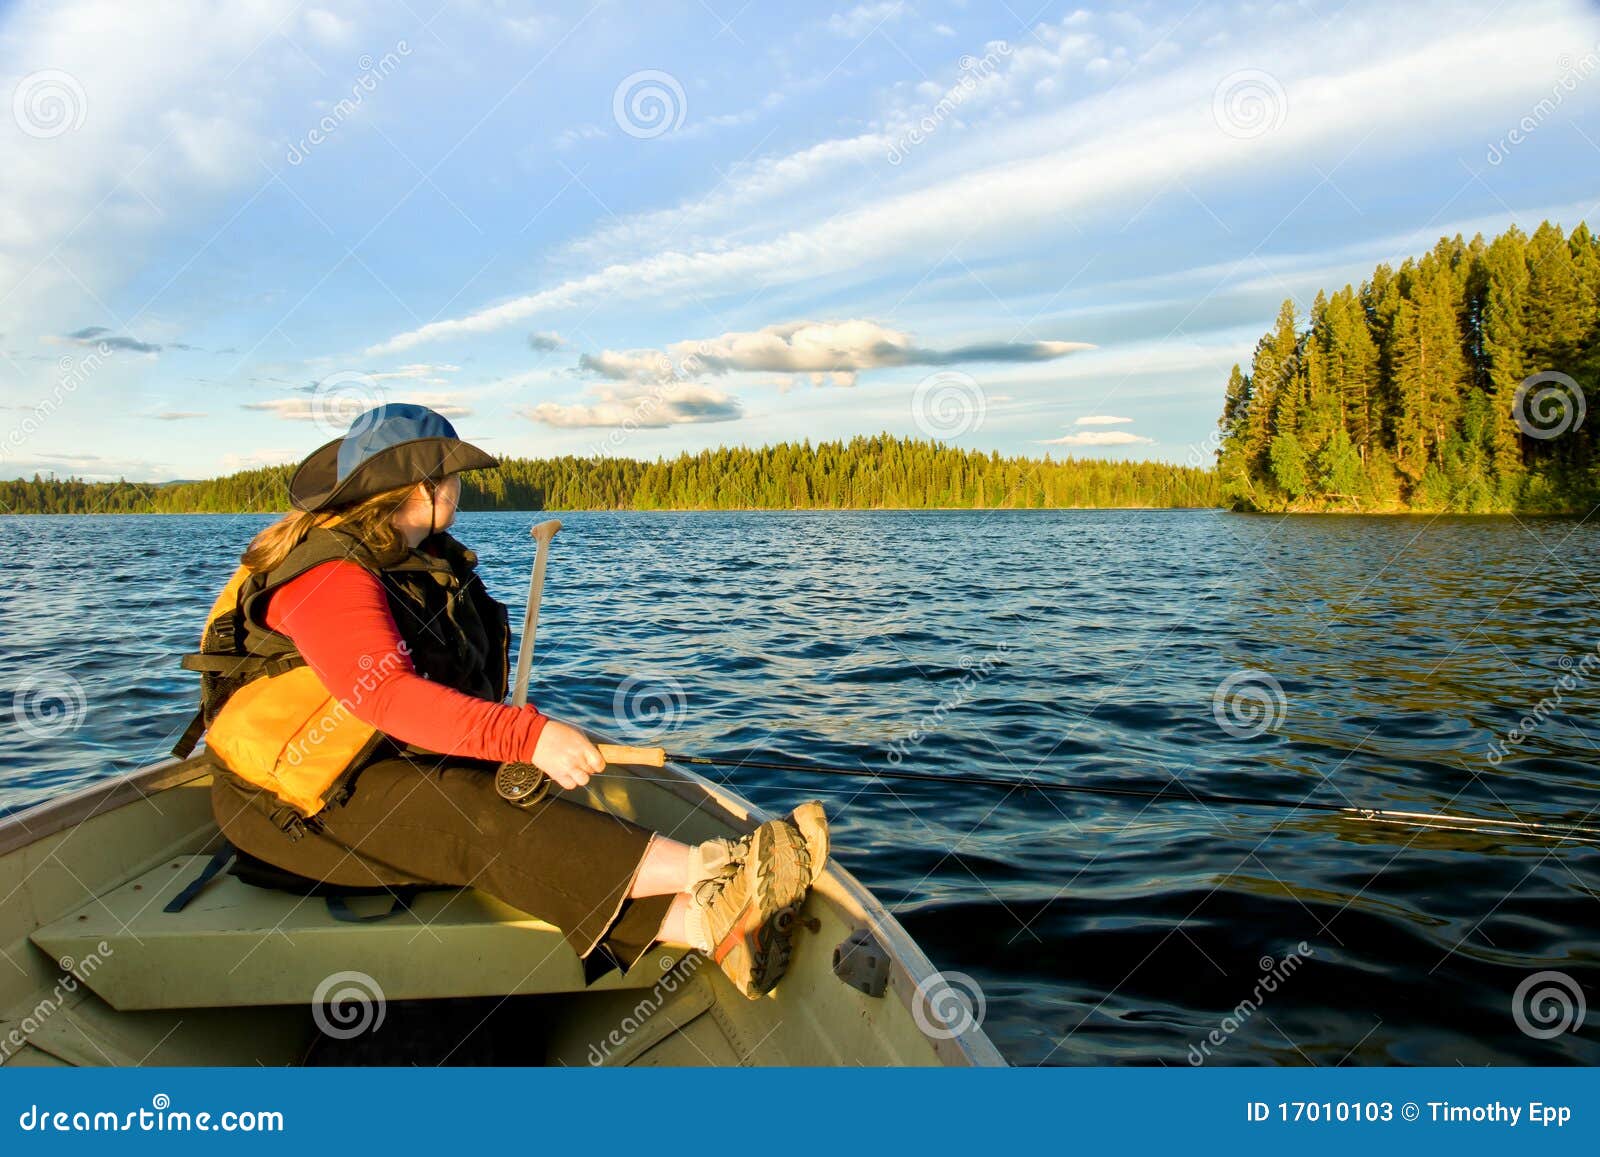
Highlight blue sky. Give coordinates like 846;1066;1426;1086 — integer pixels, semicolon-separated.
2;0;1598;481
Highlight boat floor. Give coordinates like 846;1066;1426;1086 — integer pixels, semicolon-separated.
1;756;1005;1067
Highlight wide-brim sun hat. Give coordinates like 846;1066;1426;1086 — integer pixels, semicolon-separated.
288;402;499;512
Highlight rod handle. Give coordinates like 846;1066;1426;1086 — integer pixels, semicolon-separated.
597;744;666;767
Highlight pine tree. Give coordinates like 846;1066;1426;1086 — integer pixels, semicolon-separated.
1215;219;1598;513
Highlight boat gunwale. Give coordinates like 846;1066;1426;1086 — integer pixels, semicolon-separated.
0;752;1007;1067
0;755;215;859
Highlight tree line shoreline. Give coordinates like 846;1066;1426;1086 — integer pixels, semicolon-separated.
9;215;1598;523
1215;219;1598;515
1;434;1219;514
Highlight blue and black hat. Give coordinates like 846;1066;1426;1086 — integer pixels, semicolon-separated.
288;403;498;512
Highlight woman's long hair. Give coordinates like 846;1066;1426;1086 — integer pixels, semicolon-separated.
241;482;420;573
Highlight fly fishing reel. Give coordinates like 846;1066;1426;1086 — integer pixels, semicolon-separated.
494;761;550;807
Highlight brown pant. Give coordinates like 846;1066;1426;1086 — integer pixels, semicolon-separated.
209;753;675;983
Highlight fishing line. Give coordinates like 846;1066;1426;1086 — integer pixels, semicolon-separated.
641;752;1600;847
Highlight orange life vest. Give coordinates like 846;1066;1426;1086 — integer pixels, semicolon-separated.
175;526;510;825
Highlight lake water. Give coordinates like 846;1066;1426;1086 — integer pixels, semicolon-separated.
3;509;1598;1065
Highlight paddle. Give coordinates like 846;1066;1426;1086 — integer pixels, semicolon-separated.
510;518;561;709
498;519;650;809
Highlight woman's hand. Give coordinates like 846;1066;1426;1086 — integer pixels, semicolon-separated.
530;719;606;790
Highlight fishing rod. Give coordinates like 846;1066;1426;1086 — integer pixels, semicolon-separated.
510;744;1600;847
498;530;1599;846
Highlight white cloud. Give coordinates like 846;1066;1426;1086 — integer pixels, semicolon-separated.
369;9;1583;356
554;131;894;266
551;123;607;149
220;448;302;472
3;450;169;480
303;8;355;45
579;320;1091;385
524;382;743;429
365;363;460;383
1074;415;1133;426
0;0;302;334
503;14;548;42
1042;429;1155;447
245;394;472;421
826;2;909;39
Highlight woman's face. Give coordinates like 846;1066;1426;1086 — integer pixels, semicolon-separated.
431;473;462;527
394;473;462;544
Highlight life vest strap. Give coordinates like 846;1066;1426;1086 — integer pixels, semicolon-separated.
326;893;414;923
171;708;207;760
165;839;420;924
179;652;305;678
163;840;239;913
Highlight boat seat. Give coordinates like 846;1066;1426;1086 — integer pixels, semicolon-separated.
30;854;682;1011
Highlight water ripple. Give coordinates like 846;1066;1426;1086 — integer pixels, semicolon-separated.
2;509;1598;1065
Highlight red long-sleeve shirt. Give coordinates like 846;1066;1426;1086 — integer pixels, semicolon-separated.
262;560;548;763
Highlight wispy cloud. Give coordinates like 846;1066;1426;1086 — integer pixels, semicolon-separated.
524;382;743;429
364;364;460;383
368;10;1578;357
245;394;472;421
826;2;909;39
1042;429;1155;447
220;448;302;472
578;320;1091;387
1074;415;1133;426
57;326;162;354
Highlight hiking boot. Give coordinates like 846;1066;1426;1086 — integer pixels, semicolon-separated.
685;804;828;998
788;800;829;886
685;801;830;891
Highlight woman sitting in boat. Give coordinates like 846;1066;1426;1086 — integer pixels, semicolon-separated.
181;402;827;997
